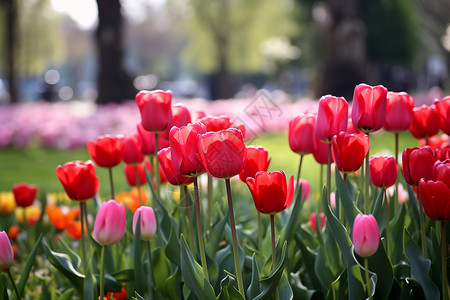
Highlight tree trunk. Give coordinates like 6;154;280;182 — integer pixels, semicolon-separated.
5;0;18;103
95;0;135;104
320;0;366;100
210;37;232;100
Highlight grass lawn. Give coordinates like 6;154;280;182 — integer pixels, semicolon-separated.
0;130;420;195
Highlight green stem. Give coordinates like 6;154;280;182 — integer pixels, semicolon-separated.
225;179;245;297
108;167;115;200
270;215;279;300
80;201;88;273
339;173;347;224
6;268;20;300
257;212;263;264
364;134;370;214
155;133;160;196
320;164;324;199
417;189;428;258
183;185;196;253
364;257;373;300
207;174;213;231
394;133;399;215
146;241;155;299
383;188;391;258
296;154;304;192
99;246;106;300
441;221;449;300
327;143;332;209
193;177;209;281
134;165;142;206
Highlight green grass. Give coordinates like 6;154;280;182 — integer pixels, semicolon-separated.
0;130;419;195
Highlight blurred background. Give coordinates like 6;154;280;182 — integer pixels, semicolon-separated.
0;0;449;105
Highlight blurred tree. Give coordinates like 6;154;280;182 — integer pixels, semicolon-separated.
1;0;18;102
180;0;297;99
95;0;135;104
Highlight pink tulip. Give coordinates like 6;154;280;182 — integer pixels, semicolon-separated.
133;206;157;241
0;231;14;269
352;83;387;133
315;95;348;143
93;200;126;246
352;214;380;257
309;212;325;233
383;92;414;133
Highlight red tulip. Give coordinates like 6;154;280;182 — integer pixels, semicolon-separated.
409;104;441;139
419;135;448;151
12;183;37;207
169;122;207;176
56;161;99;201
352;83;387;133
401;146;436;186
157;147;194;186
331;132;369;174
383;91;414;133
137;124;170;155
160;104;192;140
136;90;173;133
313;138;329;165
436;145;450;161
315;95;348;143
352;214;380;257
289;114;317;155
309;212;325;233
418;179;450;220
230;121;246;139
198;115;231;132
347;118;361;134
198;128;247;179
123;134;144;165
191;110;207;122
369;156;398;188
435;96;450;135
432;159;450;187
124;160;152;187
87;134;125;168
238;146;271;182
246;171;294;215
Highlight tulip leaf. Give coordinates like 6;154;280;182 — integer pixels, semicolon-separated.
403;228;440;300
110;268;134;282
247;254;261;299
321;187;365;300
165;226;181;267
133;213;146;296
152;247;172;292
390;204;406;264
294;232;322;291
180;235;216;299
58;237;81;271
406;185;421;231
0;274;8;300
42;238;84;293
83;262;97;300
206;208;229;259
133;291;146;300
371;188;385;224
429;227;443;290
12;234;43;300
217;275;245;300
335;167;358;227
164;268;182;300
282;183;304;243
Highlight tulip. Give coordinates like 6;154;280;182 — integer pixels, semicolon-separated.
123;134;144;165
46;204;80;230
7;225;19;241
419;179;450;221
0;192;16;215
409;104;441;140
124;160;152;187
56;161;99;201
137;124;169;155
239;146;271;182
315;95;348;143
436;145;450;161
198;128;247;179
93;200;126;246
171;103;191;128
369;156;398;188
432;159;450;186
135;90;173;133
435;96;450;135
0;231;14;269
310;212;325;233
65;221;82;240
402;146;436;187
12;183;37;207
191;110;207;122
347;118;361;134
383;91;414;133
289;114;317;155
246;170;294;215
352;83;387;133
313;139;329;165
133;206;157;241
298;179;311;200
157;147;193;186
198;115;231;132
116;188;147;213
352;214;380;257
87;134;125;168
331;132;369;174
169;122;207;176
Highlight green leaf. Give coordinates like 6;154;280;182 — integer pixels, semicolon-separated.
403;228;440;300
390;204;406;264
293;232;322;291
133;291;145;300
180;235;216;299
42;238;84;293
164;226;181;267
13;234;43;300
110;269;134;283
277;274;293;300
163;268;182;300
58;237;81;270
406;185;421;231
133;213;146;296
206;208;228;259
152;247;172;292
246;254;261;299
335;166;359;227
83;263;97;300
371;188;385;223
368;241;393;300
282;183;304;243
217;275;245;300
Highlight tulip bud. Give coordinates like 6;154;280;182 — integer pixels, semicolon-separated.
0;231;14;269
136;90;173;133
434;96;450;135
93;200;126;246
12;183;37;208
383;92;414;133
288;114;317;155
56;161;99;201
409;104;441;140
238;146;271;182
315;95;348;143
332;132;369;174
133;206;157;241
352;83;387;133
309;212;325;233
87;134;125;168
369;156;398;188
352;214;380;257
402;146;436;187
123;134;144;165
